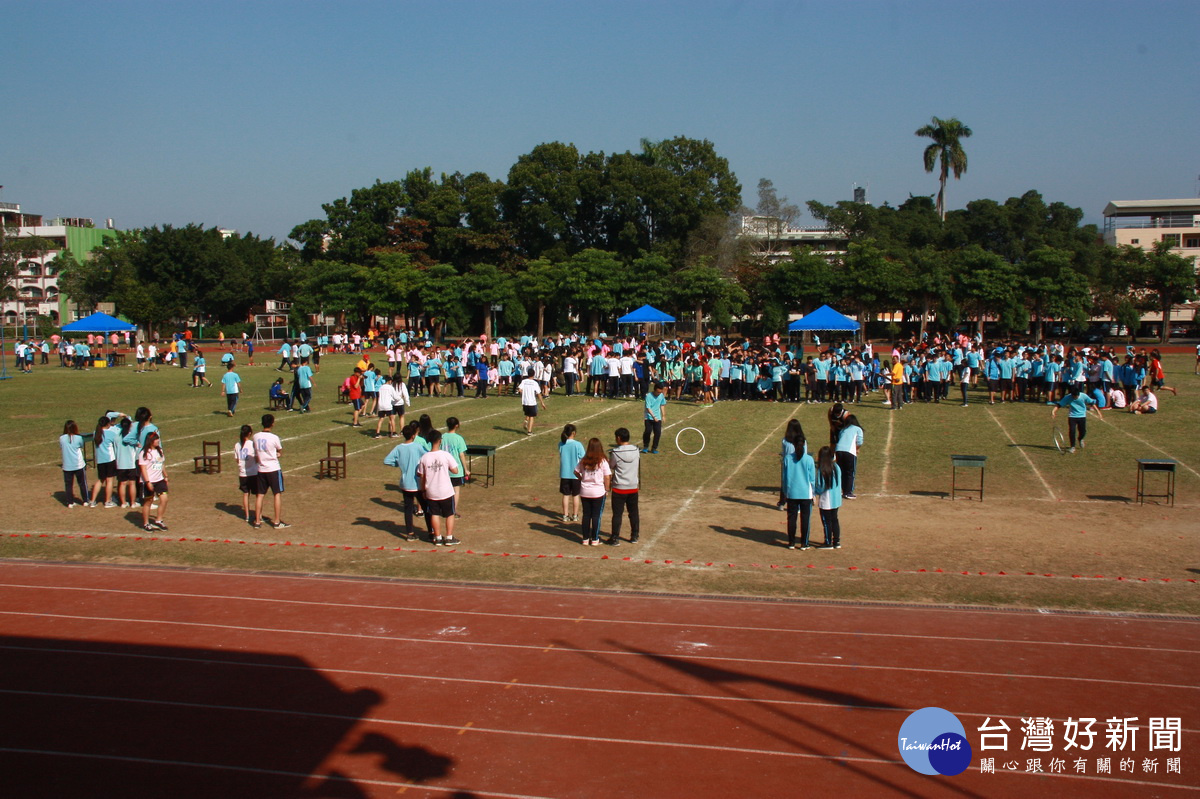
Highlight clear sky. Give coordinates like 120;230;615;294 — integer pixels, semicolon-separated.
2;0;1196;242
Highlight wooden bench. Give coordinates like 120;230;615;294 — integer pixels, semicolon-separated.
318;442;347;479
193;441;222;474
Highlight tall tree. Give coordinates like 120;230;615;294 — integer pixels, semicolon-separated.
915;116;972;221
516;258;564;341
1141;240;1198;342
561;249;620;337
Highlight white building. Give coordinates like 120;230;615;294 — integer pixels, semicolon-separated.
1102;199;1200;331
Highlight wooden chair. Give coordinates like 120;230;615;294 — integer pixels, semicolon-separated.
318;442;347;480
270;395;289;410
193;441;222;474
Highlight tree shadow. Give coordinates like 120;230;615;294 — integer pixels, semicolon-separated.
214;501;249;519
370;496;405;514
556;638;986;799
528;521;582;545
511;502;560;521
710;524;780;546
351;516;405;537
718;495;779;510
1086;494;1132;503
1;634;469;798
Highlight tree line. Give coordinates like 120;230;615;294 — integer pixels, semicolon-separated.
49;131;1197;341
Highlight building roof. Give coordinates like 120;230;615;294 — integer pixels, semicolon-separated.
1103;199;1200;217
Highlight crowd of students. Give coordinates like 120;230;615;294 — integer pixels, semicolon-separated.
50;323;1190;553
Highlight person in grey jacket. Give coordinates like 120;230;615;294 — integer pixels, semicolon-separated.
607;427;641;546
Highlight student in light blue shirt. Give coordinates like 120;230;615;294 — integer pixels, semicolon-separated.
779;419;815;550
1052;385;1102;453
221;365;242;416
59;419;89;506
558;423;586;522
384;421;432;541
642;383;667;453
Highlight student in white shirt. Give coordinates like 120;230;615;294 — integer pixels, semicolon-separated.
252;414;288;529
518;375;547;435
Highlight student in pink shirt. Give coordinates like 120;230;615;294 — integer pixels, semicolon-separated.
417;429;461;546
574;438;611;546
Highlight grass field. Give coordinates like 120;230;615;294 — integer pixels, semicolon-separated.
2;352;1198;615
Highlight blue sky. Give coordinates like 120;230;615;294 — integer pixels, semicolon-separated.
2;0;1196;241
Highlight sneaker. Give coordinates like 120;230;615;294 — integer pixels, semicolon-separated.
152;520;169;531
435;538;444;546
581;538;589;546
562;515;570;523
630;535;639;544
590;539;600;546
799;545;811;551
1068;447;1076;454
104;501;117;508
607;538;620;546
443;537;462;547
1079;439;1086;449
844;494;857;500
651;449;659;454
120;503;131;509
834;544;842;549
776;503;786;511
85;501;98;508
786;544;795;550
143;523;155;531
641;448;649;453
961;403;968;407
252;521;262;529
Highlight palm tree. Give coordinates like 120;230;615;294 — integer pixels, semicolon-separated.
915;116;972;222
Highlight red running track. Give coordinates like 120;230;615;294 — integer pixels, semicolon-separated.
0;560;1196;798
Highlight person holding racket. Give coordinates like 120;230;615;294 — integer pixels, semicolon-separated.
1051;384;1103;454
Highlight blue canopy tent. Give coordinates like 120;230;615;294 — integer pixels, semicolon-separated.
617;305;675;324
787;305;860;333
61;312;137;333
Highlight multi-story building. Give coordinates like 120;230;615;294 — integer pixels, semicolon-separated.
1;201;119;330
1102;199;1200;333
739;215;849;263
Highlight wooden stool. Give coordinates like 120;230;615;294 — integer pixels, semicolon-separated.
193;441;222;474
270;395;288;410
318;442;347;479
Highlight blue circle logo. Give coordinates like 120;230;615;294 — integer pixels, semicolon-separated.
897;707;972;775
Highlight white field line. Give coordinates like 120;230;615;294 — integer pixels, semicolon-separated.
494;400;627;451
7;581;1197;653
881;410;895;494
164;396;473;470
986;408;1056;500
1096;417;1200;480
856;491;1196;508
279;399;500;475
642;414;790;557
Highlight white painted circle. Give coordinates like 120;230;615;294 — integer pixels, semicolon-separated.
675;427;706;456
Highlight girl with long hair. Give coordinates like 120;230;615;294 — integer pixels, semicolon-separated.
59;420;88;507
558;424;584;523
834;414;863;500
115;417;138;508
138;431;169;531
235;424;259;523
574;437;611;546
86;416;118;507
779;419;816;550
815;446;843;549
